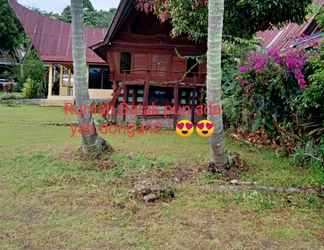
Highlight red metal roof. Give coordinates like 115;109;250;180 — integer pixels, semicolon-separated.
257;0;324;50
9;0;107;64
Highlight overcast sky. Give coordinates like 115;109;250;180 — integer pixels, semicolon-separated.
18;0;120;13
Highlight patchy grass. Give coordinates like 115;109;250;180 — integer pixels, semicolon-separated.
226;139;324;187
0;104;323;249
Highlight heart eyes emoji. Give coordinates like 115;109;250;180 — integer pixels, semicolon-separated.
176;120;214;138
196;120;214;138
176;120;194;137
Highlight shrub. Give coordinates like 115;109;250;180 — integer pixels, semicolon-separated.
15;49;47;96
0;92;23;100
222;38;258;129
292;136;324;169
230;49;304;140
22;78;40;99
296;44;324;140
227;41;324;168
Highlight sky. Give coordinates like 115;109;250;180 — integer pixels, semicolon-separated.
18;0;120;13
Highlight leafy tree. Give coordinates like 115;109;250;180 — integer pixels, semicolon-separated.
70;0;112;154
61;0;95;24
88;9;117;27
16;50;47;95
0;0;24;52
83;0;95;11
314;3;324;27
60;6;73;23
59;0;116;27
138;0;312;41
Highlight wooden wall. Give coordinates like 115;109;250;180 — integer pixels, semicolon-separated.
105;11;207;86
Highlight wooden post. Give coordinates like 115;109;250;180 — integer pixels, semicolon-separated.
48;64;53;98
68;68;72;96
59;65;63;96
123;84;127;122
174;83;179;128
143;81;149;115
174;83;179;114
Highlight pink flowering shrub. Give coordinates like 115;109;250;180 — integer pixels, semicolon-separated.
239;48;308;90
229;47;313;143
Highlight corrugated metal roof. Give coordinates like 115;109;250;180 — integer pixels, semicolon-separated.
257;0;324;50
9;0;107;64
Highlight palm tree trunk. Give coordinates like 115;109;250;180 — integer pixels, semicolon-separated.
207;0;225;167
70;0;111;154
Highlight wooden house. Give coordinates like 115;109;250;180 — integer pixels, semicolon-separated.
92;0;207;113
9;0;111;102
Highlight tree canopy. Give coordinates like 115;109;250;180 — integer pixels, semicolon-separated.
0;0;24;53
59;6;117;27
33;0;116;28
46;0;116;28
137;0;312;41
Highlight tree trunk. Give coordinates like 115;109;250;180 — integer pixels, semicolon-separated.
70;0;111;154
207;0;225;167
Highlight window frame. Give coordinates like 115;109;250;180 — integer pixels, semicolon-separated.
120;52;132;74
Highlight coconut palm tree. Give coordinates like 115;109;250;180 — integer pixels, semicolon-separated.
207;0;225;167
70;0;111;154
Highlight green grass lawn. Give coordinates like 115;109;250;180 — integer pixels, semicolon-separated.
0;103;323;250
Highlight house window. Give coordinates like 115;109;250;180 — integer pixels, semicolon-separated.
149;86;174;106
179;88;197;105
120;52;132;73
186;58;199;77
89;66;112;89
179;87;205;106
126;85;145;105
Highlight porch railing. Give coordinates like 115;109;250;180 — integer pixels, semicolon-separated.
114;69;206;85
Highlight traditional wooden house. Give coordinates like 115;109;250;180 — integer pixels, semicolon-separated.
91;0;207;114
9;0;111;102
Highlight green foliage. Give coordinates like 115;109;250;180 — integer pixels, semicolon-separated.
161;0;208;41
242;61;301;136
292;136;324;169
316;7;324;27
90;9;117;27
308;2;324;27
154;0;311;41
224;43;324;168
21;50;45;83
16;50;47;98
22;78;40;99
223;0;311;39
297;45;324;139
199;171;220;184
233;191;275;211
222;38;258;129
292;47;324;169
0;92;23;102
39;1;116;28
0;0;24;52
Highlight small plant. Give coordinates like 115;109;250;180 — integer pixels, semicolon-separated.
22;78;40;99
200;171;221;184
0;92;22;101
292;137;324;169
